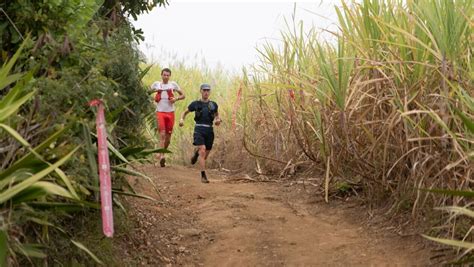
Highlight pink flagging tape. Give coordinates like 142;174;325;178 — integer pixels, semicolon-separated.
232;84;242;131
288;89;295;100
89;99;114;237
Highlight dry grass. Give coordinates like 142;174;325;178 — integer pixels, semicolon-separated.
235;0;473;249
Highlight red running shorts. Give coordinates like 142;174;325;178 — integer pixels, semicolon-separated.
156;112;175;134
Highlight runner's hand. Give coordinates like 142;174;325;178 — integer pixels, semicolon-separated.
169;97;176;104
215;118;221;126
179;119;184;127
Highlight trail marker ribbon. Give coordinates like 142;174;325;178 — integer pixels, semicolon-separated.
232;84;242;131
89;99;114;237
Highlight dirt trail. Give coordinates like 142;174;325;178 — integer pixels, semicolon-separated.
120;165;432;266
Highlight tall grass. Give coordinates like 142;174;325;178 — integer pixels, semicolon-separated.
138;0;472;261
238;0;473;257
141;60;244;169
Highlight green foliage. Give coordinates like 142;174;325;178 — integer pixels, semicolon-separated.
100;0;168;20
0;43;82;265
0;0;170;264
315;37;354;111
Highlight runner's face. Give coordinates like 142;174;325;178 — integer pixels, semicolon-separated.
161;71;171;83
201;89;210;100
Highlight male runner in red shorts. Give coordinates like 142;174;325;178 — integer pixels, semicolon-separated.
150;68;185;167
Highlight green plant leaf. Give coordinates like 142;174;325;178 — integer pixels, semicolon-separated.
0;90;35;122
0;125;70;180
0;230;7;267
85;185;156;201
31;181;75;199
111;166;159;194
0;123;45;161
14;243;46;259
419;188;474;198
0;147;79;204
0;38;27;90
454;107;474;134
53;168;79;199
71;240;103;265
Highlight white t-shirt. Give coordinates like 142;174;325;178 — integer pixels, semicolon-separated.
151;81;182;112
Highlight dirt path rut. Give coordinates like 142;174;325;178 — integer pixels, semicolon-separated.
120;165;431;266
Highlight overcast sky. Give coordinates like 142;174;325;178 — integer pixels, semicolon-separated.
132;0;340;72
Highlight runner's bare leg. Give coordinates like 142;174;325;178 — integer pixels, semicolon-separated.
164;133;172;149
198;145;207;171
159;131;167;159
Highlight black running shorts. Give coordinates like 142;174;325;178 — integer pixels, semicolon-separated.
193;126;214;150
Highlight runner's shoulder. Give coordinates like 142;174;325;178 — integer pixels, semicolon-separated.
151;81;161;89
170;81;180;90
188;100;200;111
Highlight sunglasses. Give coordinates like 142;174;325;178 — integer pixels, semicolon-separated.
202;89;211;92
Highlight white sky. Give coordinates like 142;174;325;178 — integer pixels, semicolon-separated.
132;0;341;72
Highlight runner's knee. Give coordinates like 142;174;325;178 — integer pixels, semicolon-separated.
204;150;211;160
198;146;206;156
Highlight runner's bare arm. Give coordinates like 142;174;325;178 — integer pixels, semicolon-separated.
179;109;191;127
214;112;222;126
175;88;185;100
170;88;185;104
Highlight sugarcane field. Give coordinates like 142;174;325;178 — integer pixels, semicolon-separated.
0;0;473;266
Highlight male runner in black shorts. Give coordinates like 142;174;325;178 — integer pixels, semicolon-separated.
179;83;221;183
